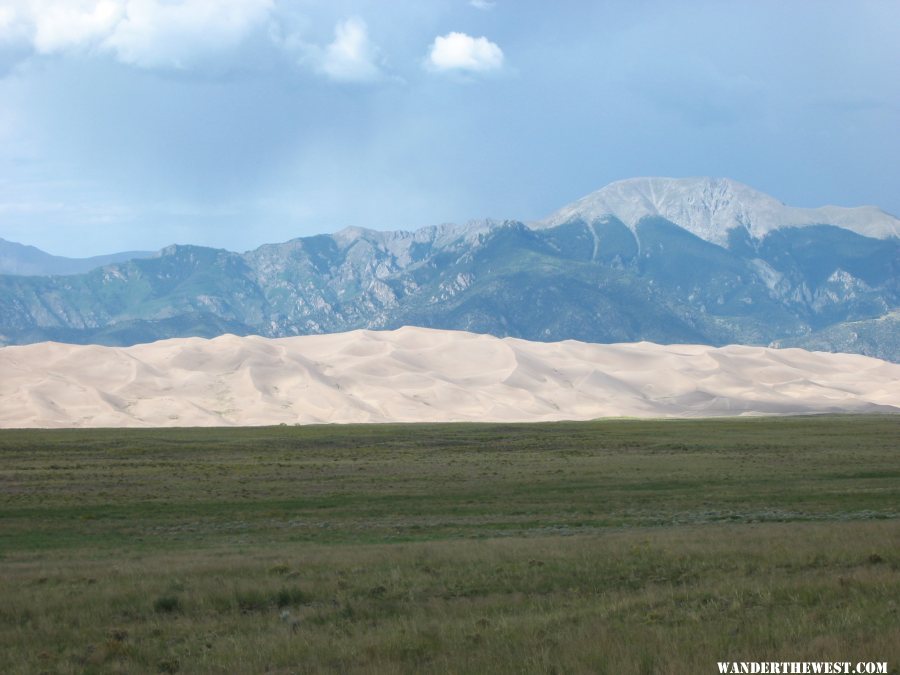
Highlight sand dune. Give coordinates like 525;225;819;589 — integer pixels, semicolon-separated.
1;327;898;428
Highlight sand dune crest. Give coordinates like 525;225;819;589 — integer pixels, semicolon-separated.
1;327;897;428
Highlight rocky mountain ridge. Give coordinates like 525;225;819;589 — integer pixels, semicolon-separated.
538;177;900;245
1;178;897;360
0;237;153;276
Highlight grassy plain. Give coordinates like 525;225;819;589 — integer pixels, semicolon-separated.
0;416;898;673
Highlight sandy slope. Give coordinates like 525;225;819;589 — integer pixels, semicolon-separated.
0;327;898;428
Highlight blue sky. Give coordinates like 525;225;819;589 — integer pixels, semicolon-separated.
0;0;898;257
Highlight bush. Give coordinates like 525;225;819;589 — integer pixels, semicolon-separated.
153;595;182;614
157;657;180;673
234;586;310;612
235;590;269;614
275;586;309;608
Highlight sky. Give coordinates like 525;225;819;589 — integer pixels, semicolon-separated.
0;0;898;257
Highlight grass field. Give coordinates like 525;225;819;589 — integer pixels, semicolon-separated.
1;416;898;674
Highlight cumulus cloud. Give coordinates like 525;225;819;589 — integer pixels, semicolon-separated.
0;6;26;47
314;16;383;83
0;7;14;32
1;3;390;80
426;31;503;73
0;0;273;69
104;0;273;69
30;0;123;54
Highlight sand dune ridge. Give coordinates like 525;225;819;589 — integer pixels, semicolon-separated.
1;327;897;428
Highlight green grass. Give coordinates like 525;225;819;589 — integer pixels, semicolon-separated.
1;416;898;673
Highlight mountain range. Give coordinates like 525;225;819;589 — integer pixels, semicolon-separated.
0;237;152;276
1;177;898;360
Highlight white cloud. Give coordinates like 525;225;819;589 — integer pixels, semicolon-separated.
0;0;273;69
0;7;14;30
426;32;503;73
1;3;389;80
0;6;24;42
0;3;30;46
31;0;122;54
469;0;496;10
103;0;273;69
316;16;382;83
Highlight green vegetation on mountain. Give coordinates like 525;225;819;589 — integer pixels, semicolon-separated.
1;218;897;359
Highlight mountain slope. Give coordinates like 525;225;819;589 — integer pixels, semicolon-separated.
0;179;897;360
538;177;900;246
0;237;153;276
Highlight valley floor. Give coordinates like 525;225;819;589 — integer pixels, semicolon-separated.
1;417;898;673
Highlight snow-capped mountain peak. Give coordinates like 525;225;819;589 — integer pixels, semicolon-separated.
537;177;900;246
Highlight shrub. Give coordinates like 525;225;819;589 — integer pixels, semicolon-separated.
153;595;182;614
235;590;269;614
157;657;180;673
275;586;309;608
